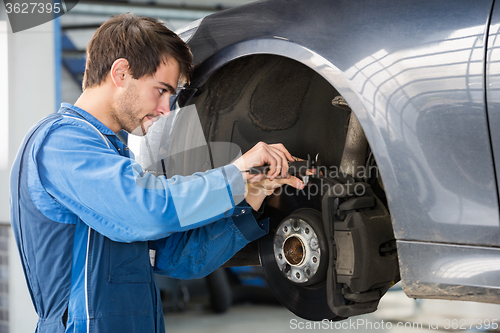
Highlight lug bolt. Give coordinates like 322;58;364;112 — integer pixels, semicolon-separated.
312;257;317;263
305;228;310;234
296;272;301;279
278;253;283;260
284;226;288;233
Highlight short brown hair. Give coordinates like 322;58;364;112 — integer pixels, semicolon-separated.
82;13;193;90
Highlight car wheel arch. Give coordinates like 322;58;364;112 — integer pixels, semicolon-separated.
189;37;399;222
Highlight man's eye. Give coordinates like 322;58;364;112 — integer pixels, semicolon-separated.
158;88;165;95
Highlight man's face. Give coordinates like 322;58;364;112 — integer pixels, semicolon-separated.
112;58;181;136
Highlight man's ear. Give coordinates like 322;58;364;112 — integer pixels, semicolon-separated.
110;58;130;88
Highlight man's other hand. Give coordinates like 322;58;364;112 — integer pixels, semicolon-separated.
244;175;305;211
231;142;306;211
232;142;296;181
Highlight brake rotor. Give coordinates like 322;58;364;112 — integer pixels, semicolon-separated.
259;208;342;321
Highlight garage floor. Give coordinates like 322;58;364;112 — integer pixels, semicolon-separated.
164;285;500;332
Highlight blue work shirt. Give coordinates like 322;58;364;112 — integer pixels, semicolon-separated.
10;103;268;332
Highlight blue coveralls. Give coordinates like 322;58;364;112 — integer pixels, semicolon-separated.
10;104;268;332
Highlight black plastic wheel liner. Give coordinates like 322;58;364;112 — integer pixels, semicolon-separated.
189;54;351;170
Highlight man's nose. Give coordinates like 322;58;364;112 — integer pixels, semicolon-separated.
156;97;171;116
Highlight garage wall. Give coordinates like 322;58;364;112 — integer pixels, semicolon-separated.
1;5;56;331
0;11;11;333
0;16;9;330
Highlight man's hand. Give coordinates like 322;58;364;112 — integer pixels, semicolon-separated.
232;142;306;211
245;176;305;211
232;142;296;181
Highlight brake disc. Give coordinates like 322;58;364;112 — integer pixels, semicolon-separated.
258;208;343;321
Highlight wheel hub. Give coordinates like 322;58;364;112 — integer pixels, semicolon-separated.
274;217;321;284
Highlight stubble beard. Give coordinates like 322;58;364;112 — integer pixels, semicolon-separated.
111;82;146;136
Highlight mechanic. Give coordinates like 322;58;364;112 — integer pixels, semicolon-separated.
10;13;304;333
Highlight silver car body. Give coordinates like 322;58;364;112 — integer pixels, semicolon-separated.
176;0;500;304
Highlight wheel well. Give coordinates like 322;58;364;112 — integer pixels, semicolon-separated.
199;55;400;320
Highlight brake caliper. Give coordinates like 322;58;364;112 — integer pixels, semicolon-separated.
321;179;400;318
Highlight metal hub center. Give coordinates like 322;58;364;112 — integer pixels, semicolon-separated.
283;236;305;266
273;217;321;284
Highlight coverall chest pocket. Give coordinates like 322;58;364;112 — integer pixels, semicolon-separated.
108;240;152;284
